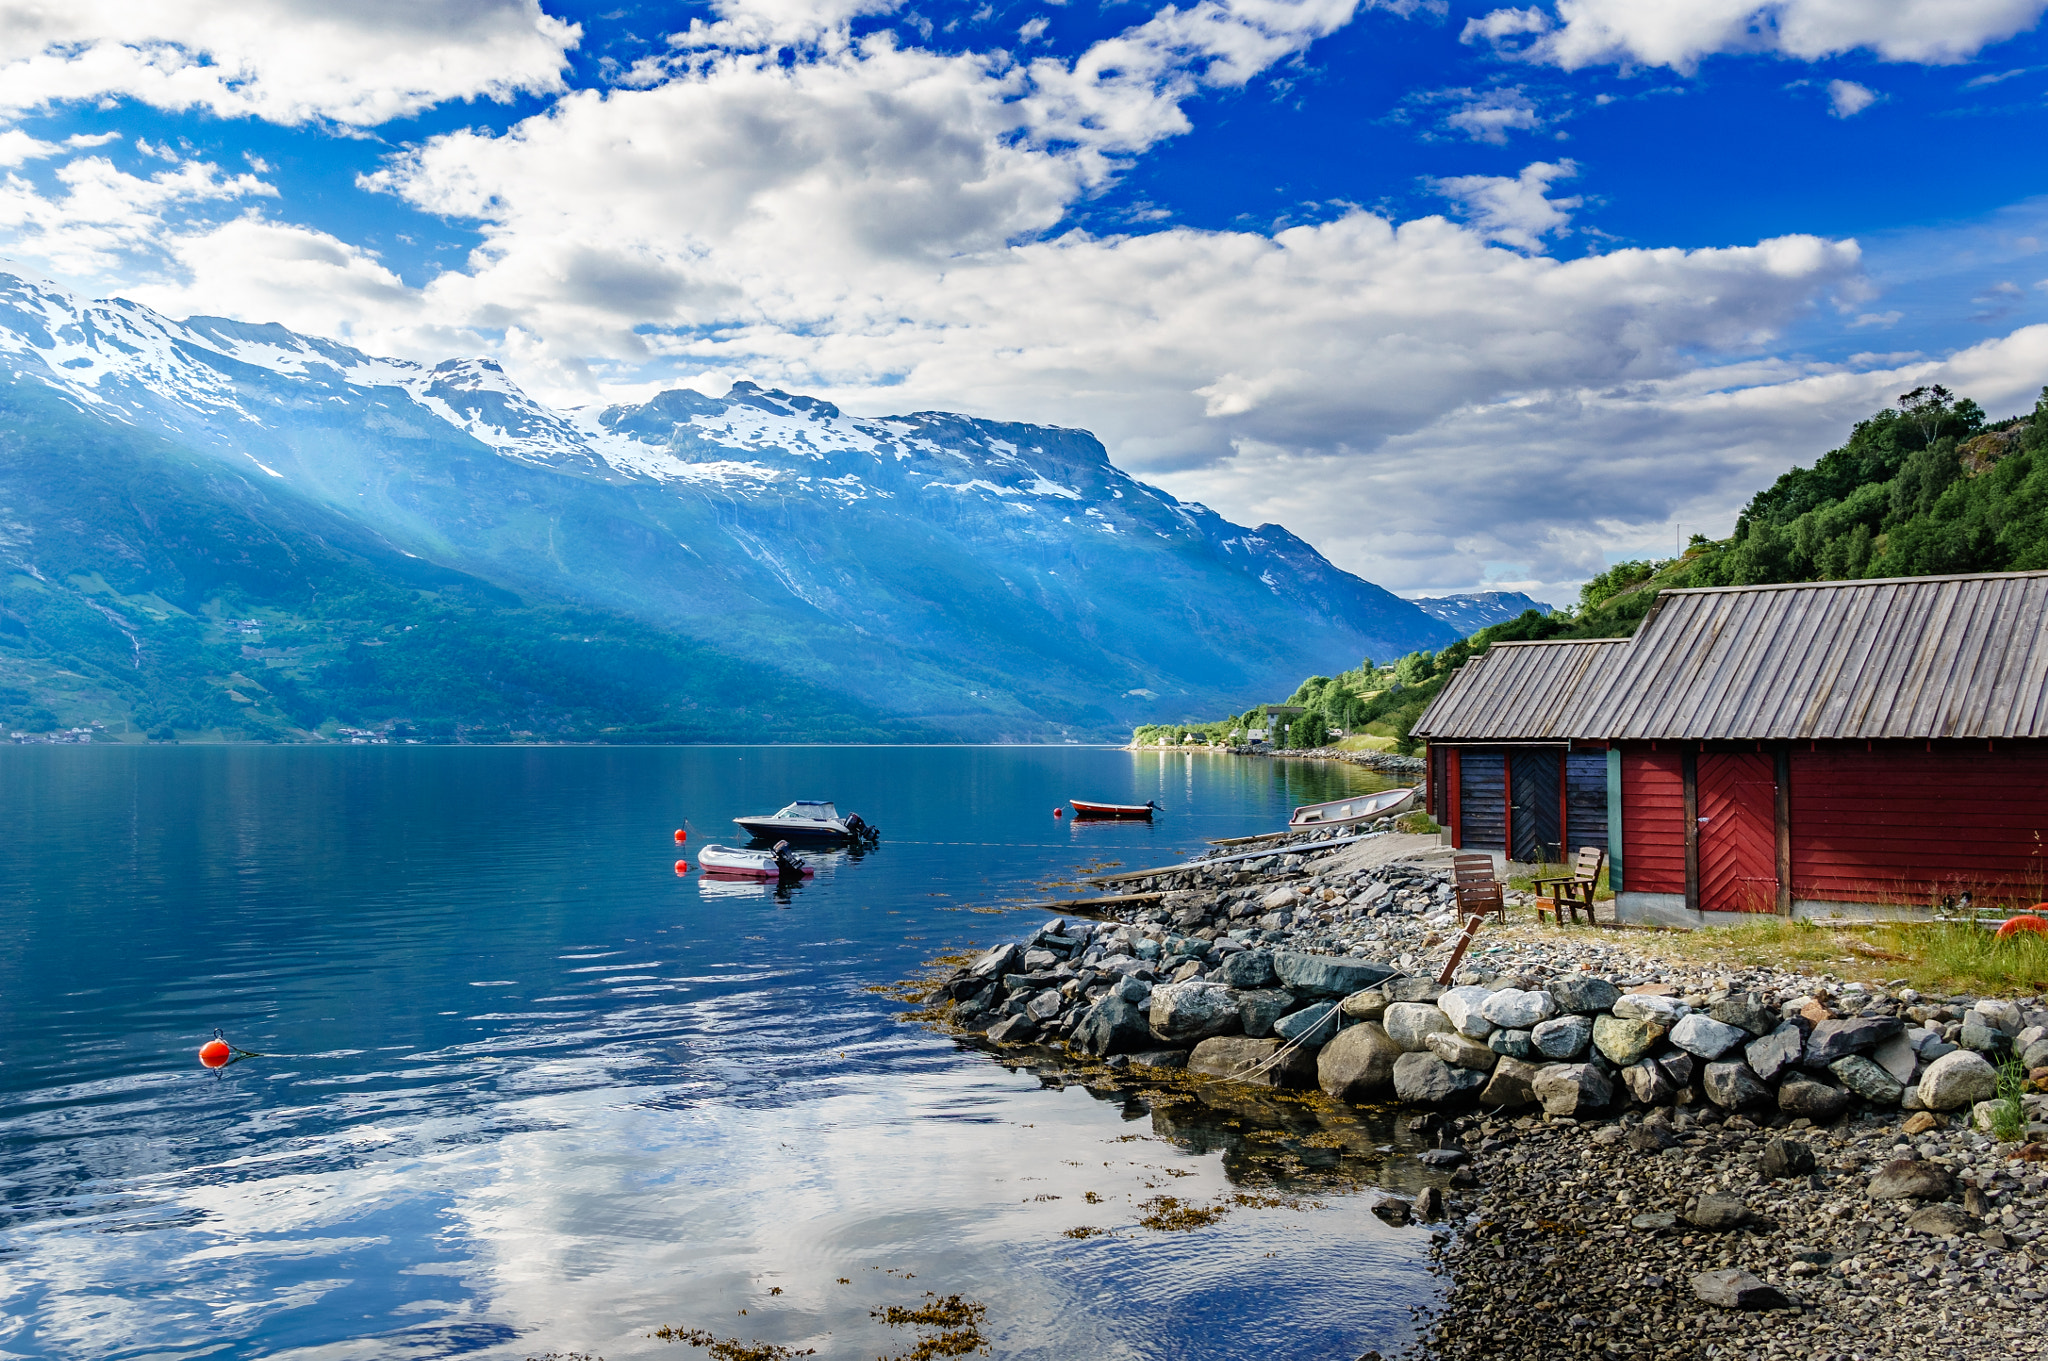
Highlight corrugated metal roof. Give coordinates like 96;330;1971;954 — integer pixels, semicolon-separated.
1567;570;2048;740
1414;638;1631;741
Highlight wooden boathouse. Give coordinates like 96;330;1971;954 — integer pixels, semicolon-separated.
1416;571;2048;925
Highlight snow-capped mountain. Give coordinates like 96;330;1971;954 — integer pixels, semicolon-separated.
0;268;1456;738
1409;590;1555;636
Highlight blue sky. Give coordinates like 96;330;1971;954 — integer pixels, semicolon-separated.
2;0;2047;601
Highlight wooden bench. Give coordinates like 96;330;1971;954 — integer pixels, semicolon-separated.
1451;853;1505;923
1533;846;1606;926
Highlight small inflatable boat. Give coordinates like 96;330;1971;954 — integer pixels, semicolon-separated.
697;842;815;878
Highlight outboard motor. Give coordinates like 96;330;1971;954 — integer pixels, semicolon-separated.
844;812;880;845
771;840;805;876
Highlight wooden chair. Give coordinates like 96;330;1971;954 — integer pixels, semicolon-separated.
1451;853;1505;922
1533;846;1606;926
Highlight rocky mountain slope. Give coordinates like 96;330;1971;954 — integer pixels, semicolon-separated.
0;269;1457;740
1409;591;1553;636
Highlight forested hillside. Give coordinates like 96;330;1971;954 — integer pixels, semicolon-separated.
1136;383;2048;752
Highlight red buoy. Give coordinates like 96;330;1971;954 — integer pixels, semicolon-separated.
674;828;688;843
674;859;690;875
199;1038;231;1068
1053;807;1063;818
1996;913;2048;938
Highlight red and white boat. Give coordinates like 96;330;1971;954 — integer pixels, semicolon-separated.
696;843;815;878
1069;798;1160;820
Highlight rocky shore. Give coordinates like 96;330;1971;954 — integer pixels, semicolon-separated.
924;832;2048;1357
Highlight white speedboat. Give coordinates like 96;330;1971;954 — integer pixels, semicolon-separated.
732;800;879;844
697;843;815;878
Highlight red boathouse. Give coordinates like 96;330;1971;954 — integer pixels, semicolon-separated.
1418;571;2048;925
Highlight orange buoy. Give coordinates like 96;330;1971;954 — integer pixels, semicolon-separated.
674;859;690;875
674;828;688;843
199;1037;232;1068
1996;913;2048;938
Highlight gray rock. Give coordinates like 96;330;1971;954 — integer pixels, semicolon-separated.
1384;977;1445;1003
1480;1055;1539;1106
1917;1050;1998;1110
1973;998;2022;1034
1830;1054;1906;1105
1393;1051;1487;1104
1188;1034;1317;1087
1423;1030;1500;1071
1671;1013;1749;1061
1708;994;1777;1037
1532;1062;1612;1117
1073;995;1151;1056
1692;1268;1789;1310
1371;1196;1412;1225
1744;1023;1806;1083
970;942;1022;978
1215;949;1277;990
1530;1013;1594;1061
1384;1002;1455;1052
1871;1032;1920;1085
1548;976;1621;1014
1703;1060;1770;1109
1592;1014;1664;1066
1758;1136;1814;1178
1656;1051;1696;1090
1906;1203;1976;1237
1128;1049;1189;1070
1437;985;1496;1038
1480;988;1557;1029
1868;1158;1954;1200
1273;1001;1342;1046
1318;1022;1403;1102
1149;981;1244;1044
1802;1016;1901;1066
1488;1028;1534;1060
2023;1037;2048;1071
1418;1147;1468;1168
985;1012;1039;1044
1413;1185;1446;1221
1237;988;1293;1039
1629;1211;1679;1231
1271;951;1395;998
1340;987;1389;1022
1777;1071;1851;1119
1026;989;1064;1022
1684;1192;1750;1230
1620;1057;1677;1105
1613;994;1686;1023
1959;1021;2004;1053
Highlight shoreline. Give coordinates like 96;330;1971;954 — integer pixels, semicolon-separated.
915;830;2048;1359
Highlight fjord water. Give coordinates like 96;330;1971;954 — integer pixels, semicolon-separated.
0;746;1435;1360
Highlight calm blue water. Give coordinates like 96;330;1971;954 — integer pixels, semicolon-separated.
0;746;1438;1360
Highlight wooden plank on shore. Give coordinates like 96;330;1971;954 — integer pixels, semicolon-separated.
1206;829;1295;847
1081;830;1388;884
1005;891;1164;912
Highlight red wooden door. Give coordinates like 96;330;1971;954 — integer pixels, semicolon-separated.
1696;753;1778;913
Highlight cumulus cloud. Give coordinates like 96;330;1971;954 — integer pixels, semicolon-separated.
0;153;272;275
1428;159;1581;249
1462;0;2048;70
1826;77;1878;116
1432;85;1545;142
0;0;579;126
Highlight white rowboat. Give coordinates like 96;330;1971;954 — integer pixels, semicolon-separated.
1287;786;1417;830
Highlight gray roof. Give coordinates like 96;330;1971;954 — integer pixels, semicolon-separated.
1567;571;2048;741
1413;638;1631;741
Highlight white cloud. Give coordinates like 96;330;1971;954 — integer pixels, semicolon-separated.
1440;86;1543;142
0;153;273;275
0;0;580;126
1428;159;1581;249
1463;0;2048;70
1826;77;1878;116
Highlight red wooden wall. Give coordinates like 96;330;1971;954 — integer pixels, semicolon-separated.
1621;749;1686;893
1791;746;2048;903
1696;752;1777;912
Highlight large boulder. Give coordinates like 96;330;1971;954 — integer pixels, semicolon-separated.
1708;994;1777;1037
1488;1028;1535;1060
1480;1055;1540;1106
1532;1062;1612;1116
1592;1015;1664;1066
985;1012;1039;1044
1804;1016;1902;1066
1271;951;1395;998
1393;1051;1488;1105
1438;985;1497;1038
969;942;1022;979
1188;1035;1317;1088
1620;1057;1678;1105
1777;1071;1852;1119
1703;1060;1770;1109
1424;1030;1500;1072
1671;1013;1749;1061
1237;988;1294;1039
1318;1022;1402;1102
1548;976;1621;1014
1480;988;1557;1029
1215;949;1278;989
1831;1054;1906;1105
1072;996;1150;1056
1613;994;1686;1024
1385;977;1445;1002
1871;1032;1920;1085
1531;1014;1593;1061
1273;1001;1342;1047
1917;1050;1998;1110
1384;1002;1455;1052
1149;981;1244;1045
1745;1023;1807;1082
1341;987;1389;1022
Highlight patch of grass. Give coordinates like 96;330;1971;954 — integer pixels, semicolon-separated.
1645;917;2048;995
1394;811;1440;835
1993;1058;2028;1142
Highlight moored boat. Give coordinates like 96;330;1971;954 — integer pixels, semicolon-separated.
732;800;880;844
1069;798;1160;820
697;843;815;878
1287;785;1416;830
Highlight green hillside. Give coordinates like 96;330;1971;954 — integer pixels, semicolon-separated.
1138;382;2048;752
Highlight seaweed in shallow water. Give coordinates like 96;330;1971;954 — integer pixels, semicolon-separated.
870;1293;991;1358
648;1326;816;1359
